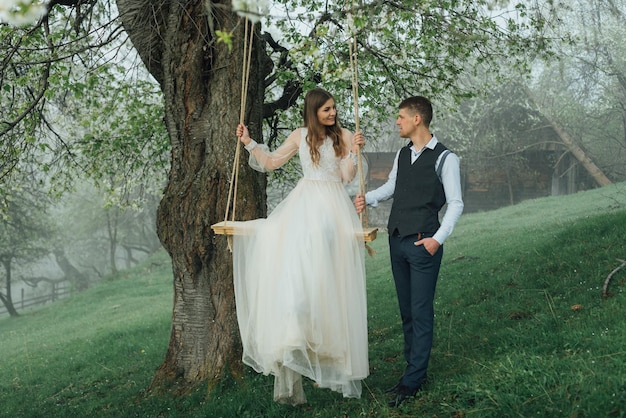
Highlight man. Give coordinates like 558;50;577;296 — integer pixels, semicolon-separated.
355;96;463;408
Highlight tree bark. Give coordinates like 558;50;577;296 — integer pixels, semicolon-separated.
116;0;267;392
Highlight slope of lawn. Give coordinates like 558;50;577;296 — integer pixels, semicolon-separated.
1;182;625;417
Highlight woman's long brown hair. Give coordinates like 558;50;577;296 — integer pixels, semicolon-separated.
303;88;344;165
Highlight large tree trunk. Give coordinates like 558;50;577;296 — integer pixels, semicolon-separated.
117;0;267;392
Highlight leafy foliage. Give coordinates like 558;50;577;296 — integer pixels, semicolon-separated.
1;1;565;208
60;63;169;208
263;0;563;137
0;174;55;314
1;2;168;289
0;181;53;264
1;2;168;212
251;0;567;188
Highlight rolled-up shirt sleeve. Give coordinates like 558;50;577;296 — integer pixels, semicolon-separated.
365;149;400;207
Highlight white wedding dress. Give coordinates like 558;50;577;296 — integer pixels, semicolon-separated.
232;129;369;405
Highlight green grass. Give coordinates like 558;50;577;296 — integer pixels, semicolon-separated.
2;183;626;418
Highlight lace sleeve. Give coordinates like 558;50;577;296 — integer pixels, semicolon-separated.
246;131;299;173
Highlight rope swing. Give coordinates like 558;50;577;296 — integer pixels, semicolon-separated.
347;10;378;254
211;13;377;246
212;17;255;250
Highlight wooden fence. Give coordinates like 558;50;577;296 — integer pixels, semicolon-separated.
0;282;72;317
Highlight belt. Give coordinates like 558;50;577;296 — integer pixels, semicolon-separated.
391;230;433;240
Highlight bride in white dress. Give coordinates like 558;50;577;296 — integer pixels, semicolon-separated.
232;88;369;405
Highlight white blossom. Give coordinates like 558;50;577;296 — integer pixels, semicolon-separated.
231;0;269;24
0;0;48;26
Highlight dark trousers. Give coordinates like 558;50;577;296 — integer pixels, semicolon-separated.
389;232;443;389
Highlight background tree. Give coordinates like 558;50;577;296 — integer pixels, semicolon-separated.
0;174;54;317
439;77;613;208
529;0;626;182
0;2;169;321
437;0;625;202
440;81;545;205
53;183;162;279
61;66;169;274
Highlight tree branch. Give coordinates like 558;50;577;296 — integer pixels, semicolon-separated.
261;32;321;120
603;258;626;298
22;276;67;287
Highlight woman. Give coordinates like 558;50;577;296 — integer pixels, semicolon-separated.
232;88;369;405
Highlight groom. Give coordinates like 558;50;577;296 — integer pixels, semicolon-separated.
355;96;463;407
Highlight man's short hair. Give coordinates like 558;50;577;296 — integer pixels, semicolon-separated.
399;96;433;127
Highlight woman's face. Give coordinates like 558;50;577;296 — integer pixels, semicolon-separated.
316;98;337;126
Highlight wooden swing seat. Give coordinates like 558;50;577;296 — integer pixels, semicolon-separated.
211;221;378;242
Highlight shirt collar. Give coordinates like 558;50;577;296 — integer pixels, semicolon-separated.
409;135;438;154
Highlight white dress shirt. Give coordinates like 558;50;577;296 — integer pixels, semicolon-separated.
365;136;464;244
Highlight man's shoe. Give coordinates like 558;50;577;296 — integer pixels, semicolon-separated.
385;374;427;394
384;381;402;394
387;384;421;408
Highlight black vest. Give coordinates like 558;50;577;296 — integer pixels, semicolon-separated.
387;142;448;237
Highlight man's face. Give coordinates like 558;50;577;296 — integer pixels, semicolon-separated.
395;108;418;138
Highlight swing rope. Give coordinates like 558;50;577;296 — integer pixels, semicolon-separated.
224;18;254;222
349;32;368;228
348;26;376;256
221;17;255;250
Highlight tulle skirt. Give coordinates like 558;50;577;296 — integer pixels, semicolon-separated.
232;178;369;405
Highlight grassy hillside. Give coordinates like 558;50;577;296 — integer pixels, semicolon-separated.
1;183;625;418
